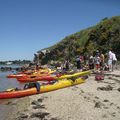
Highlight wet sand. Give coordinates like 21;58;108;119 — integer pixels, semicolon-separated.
0;104;11;120
3;69;120;120
0;97;30;120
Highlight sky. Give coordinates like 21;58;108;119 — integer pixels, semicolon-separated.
0;0;120;61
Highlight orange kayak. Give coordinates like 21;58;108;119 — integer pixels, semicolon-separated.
7;72;50;79
17;74;61;82
7;74;26;78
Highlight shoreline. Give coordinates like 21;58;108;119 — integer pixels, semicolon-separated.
4;69;120;120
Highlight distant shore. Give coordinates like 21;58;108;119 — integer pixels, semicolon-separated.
0;64;28;72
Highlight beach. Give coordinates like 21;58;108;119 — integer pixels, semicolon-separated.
2;68;120;120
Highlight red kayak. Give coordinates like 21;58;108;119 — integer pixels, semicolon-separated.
17;74;61;82
7;72;50;79
7;74;26;78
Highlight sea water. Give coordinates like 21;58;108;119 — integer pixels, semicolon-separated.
0;71;23;91
0;65;25;120
0;64;24;91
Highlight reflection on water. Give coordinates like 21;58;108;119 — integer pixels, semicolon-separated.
0;64;24;91
0;71;24;91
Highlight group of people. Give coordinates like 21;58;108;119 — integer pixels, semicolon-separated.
55;49;117;72
33;49;117;73
76;49;117;72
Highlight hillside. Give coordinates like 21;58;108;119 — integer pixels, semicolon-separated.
36;16;120;65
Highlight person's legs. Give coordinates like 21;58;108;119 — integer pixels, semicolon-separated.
113;60;117;69
112;60;115;71
96;64;100;71
108;60;112;71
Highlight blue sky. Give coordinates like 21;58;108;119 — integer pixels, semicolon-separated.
0;0;120;61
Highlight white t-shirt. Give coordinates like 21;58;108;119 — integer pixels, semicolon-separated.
112;53;117;61
95;56;100;64
108;51;113;60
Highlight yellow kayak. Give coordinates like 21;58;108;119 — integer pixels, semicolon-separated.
0;77;85;99
56;70;90;80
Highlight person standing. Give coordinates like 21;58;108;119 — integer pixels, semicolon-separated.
108;49;113;72
100;52;105;70
64;59;70;71
76;56;82;70
112;52;117;70
94;54;101;71
35;64;39;71
89;55;94;70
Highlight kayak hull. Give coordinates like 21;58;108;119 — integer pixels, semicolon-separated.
7;73;49;79
17;75;57;82
7;74;26;78
0;78;85;99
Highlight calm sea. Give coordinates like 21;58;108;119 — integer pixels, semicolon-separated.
0;64;24;91
0;64;25;120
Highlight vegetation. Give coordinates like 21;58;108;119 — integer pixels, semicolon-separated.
36;16;120;65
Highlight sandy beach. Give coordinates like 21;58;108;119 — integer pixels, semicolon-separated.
4;68;120;120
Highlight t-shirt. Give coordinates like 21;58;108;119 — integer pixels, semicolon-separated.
95;56;100;64
112;53;117;61
89;56;94;64
100;54;104;62
108;51;113;60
